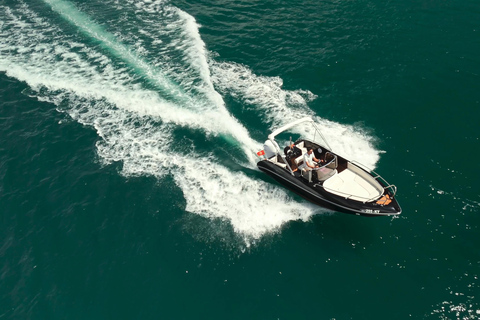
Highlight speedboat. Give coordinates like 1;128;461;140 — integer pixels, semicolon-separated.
257;118;401;216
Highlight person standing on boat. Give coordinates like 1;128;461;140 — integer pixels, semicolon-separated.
303;147;321;170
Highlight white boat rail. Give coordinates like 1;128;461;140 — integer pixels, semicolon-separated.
351;160;398;199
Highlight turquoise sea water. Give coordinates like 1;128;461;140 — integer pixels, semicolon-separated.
1;0;479;319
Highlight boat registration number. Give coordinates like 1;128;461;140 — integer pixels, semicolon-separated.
363;209;380;214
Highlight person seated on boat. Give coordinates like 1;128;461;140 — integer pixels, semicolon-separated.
284;142;301;171
302;147;321;171
284;142;301;159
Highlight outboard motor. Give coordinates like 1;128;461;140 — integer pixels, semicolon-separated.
263;139;279;159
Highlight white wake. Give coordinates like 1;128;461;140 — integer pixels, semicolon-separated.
0;0;381;244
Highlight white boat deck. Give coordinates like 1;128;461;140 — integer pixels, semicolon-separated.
323;168;383;202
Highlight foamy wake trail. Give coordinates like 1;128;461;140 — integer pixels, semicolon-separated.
51;94;315;244
2;0;259;162
116;0;261;163
0;0;383;245
103;0;225;112
211;61;381;168
0;2;318;244
176;160;314;241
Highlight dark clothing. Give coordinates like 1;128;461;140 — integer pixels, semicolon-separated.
284;145;301;161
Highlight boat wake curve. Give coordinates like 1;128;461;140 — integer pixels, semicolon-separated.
0;0;379;245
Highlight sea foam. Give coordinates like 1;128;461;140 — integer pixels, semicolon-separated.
0;0;379;244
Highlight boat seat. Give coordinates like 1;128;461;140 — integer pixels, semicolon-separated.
294;157;304;166
293;142;307;166
295;141;308;157
301;168;312;182
268;155;287;169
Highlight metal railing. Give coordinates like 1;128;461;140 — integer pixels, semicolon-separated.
351;160;398;199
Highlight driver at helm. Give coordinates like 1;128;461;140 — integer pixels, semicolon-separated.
302;147;320;171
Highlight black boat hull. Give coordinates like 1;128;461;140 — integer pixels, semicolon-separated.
257;160;401;217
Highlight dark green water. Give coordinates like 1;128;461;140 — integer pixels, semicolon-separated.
1;0;479;319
